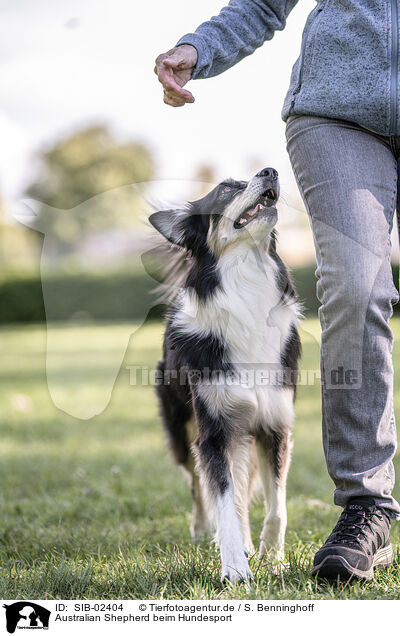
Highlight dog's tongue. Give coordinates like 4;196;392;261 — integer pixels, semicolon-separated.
243;203;264;221
249;203;263;217
235;202;269;227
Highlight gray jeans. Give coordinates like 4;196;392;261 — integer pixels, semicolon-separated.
285;114;400;519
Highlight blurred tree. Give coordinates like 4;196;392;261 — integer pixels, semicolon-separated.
25;125;154;255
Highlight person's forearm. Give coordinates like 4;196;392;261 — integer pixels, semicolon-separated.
176;0;300;79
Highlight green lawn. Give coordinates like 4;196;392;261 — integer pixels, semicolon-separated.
0;318;399;599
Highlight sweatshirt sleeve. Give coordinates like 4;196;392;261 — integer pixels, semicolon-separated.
175;0;300;79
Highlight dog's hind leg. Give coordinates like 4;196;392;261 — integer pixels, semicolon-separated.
185;417;212;539
155;368;210;538
256;426;292;561
193;393;252;582
155;362;192;465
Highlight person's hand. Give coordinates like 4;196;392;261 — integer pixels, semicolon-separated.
154;45;198;107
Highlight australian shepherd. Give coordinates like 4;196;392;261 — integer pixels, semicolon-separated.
149;168;301;582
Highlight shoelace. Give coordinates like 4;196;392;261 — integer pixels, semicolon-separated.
328;507;385;546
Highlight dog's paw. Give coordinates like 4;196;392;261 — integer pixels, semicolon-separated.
259;541;285;561
220;552;253;583
258;543;289;573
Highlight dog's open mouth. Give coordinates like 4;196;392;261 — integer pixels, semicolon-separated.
233;189;277;229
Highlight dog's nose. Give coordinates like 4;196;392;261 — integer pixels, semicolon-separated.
256;167;278;180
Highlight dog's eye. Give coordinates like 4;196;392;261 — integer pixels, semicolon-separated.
220;183;238;194
219;181;246;198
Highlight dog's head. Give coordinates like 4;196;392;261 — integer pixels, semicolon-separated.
149;168;279;258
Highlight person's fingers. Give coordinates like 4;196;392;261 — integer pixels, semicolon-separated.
163;45;198;68
160;76;195;102
157;64;193;98
155;48;191;70
162;56;186;69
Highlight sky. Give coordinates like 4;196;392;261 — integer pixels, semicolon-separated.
0;0;315;208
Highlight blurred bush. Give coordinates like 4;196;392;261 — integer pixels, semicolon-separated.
0;265;399;324
293;264;400;316
0;271;159;323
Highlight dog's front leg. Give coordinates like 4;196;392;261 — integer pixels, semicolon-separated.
193;392;252;583
214;480;252;583
230;437;255;555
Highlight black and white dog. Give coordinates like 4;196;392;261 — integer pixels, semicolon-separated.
149;169;301;582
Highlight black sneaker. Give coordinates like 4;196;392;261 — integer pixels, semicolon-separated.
312;497;393;581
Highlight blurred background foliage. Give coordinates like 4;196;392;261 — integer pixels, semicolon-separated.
26;125;153;210
24;125;154;257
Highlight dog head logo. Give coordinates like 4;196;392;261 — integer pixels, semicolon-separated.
3;602;51;633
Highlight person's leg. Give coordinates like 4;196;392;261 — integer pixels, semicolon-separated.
285;115;400;520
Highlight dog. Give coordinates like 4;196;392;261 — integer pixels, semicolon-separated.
149;168;301;582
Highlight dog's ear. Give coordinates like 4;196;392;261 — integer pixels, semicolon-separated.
149;209;188;246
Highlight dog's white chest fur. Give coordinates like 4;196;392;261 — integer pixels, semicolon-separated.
175;247;299;428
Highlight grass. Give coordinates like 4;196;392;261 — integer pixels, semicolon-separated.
0;318;399;599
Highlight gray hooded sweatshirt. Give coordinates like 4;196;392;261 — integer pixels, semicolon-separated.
176;0;400;136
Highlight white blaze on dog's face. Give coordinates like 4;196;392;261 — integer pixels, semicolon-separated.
208;169;279;255
149;168;279;257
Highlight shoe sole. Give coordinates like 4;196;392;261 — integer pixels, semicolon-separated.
312;544;393;582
